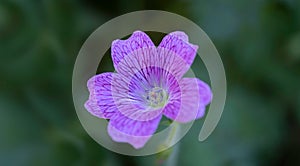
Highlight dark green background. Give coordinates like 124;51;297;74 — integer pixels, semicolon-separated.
1;0;300;165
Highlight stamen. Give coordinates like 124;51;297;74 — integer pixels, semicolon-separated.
145;87;168;108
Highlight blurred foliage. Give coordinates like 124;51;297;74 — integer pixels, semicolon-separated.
1;0;300;165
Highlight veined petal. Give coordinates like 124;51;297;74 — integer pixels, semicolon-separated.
111;31;155;71
158;31;198;77
197;79;213;106
195;79;213;118
163;78;211;123
112;31;194;79
84;72;117;119
169;31;189;42
108;112;162;149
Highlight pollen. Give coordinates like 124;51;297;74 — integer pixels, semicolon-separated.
145;87;168;108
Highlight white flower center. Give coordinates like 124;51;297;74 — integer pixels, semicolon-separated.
145;87;168;108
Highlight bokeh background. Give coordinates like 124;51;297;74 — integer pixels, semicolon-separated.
1;0;300;165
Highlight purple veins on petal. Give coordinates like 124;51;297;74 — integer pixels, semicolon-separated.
85;72;117;119
163;78;200;123
158;31;198;67
111;31;155;71
108;112;162;149
163;78;212;122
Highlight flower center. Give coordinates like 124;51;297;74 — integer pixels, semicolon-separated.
145;87;168;108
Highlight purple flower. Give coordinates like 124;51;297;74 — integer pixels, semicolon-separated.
85;31;212;149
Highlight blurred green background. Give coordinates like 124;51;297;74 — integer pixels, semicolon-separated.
1;0;300;165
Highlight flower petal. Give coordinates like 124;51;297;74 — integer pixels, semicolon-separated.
196;79;213;118
84;72;117;119
108;112;162;149
163;78;211;123
111;31;155;71
169;31;189;42
157;31;198;77
112;31;194;79
197;79;213;107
